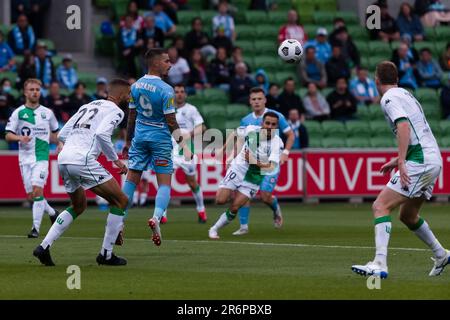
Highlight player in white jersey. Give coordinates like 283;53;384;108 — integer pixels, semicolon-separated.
32;79;131;267
208;112;284;239
351;61;449;278
5;79;59;238
161;84;207;224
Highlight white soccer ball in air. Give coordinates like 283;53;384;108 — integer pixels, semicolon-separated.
278;39;304;63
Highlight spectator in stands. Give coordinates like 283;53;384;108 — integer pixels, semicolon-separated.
0;31;15;72
441;74;450;119
230;62;254;104
369;1;400;42
249;0;276;11
167;46;190;86
299;46;327;89
8;14;35;55
120;1;144;31
56;54;78;91
140;14;165;49
278;78;305;118
254;69;269;94
228;46;251;77
440;42;450;72
208;47;231;91
326;45;351;86
417;48;444;89
349;66;380;106
331;26;360;69
415;0;450;27
265;83;281;110
288;108;308;149
212;26;233;57
185;17;216;58
304;28;332;65
329;17;346;45
148;0;179;24
34;42;55;91
0;78;16;136
327;77;358;122
392;34;420;63
153;1;176;36
45;81;69;123
92;77;108;100
171;36;188;59
397;2;424;42
303;82;330;122
118;15;143;78
12;0;51;38
212;1;236;42
187;48;210;93
392;42;420;89
18;52;36;89
67;82;92;117
278;9;307;45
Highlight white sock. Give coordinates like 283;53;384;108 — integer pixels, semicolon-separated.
212;210;235;230
240;224;248;230
192;186;205;212
374;218;391;267
101;212;124;260
133;191;139;205
44;200;56;216
413;219;447;258
139;193;148;206
32;197;46;232
41;210;74;249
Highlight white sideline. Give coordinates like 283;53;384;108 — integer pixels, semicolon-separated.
0;234;429;252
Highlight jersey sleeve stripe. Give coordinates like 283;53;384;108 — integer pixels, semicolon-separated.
394;117;408;125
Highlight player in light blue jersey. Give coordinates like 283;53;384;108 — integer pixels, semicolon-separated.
231;87;294;235
121;48;189;247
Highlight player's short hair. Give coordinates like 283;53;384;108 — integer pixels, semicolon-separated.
173;83;185;89
375;61;398;85
263;111;279;122
420;47;432;55
109;78;130;88
24;78;42;90
249;87;265;95
145;48;167;65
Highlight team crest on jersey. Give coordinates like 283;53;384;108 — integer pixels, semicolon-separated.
41;112;47;119
390;176;398;184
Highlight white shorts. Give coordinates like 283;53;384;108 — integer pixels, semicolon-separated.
59;159;113;193
19;161;49;193
219;164;260;199
173;154;197;176
387;162;441;200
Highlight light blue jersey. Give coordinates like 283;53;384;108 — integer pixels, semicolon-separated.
128;75;175;173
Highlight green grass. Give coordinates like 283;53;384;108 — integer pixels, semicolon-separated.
1;203;450;299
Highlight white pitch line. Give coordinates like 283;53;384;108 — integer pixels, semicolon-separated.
0;234;428;252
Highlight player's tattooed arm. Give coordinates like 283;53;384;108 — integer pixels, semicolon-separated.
122;109;137;159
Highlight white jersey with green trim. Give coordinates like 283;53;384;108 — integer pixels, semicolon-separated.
380;87;441;166
5;105;59;165
172;103;204;156
230;125;284;185
57;99;125;165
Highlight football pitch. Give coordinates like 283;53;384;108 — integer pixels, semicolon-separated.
1;202;450;300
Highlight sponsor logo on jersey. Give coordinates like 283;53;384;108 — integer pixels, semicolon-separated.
21;126;31;136
98;175;105;182
155;159;169;167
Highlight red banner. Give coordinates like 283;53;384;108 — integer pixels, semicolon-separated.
0;150;449;201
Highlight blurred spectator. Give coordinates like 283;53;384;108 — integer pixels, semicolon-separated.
441;74;450;119
0;31;16;72
45;81;69;123
228;46;251;77
329;17;346;45
440;42;450;72
18;52;36;89
187;48;210;93
0;78;16;136
208;47;231;90
298;46;327;89
417;48;443;89
415;0;450;27
167;47;190;86
67;82;92;117
266;83;281;110
326;45;351;86
172;36;188;59
140;14;165;49
288;108;308;149
304;28;332;65
392;34;420;63
303;82;330;121
278;10;307;45
185;17;216;58
254;69;269;94
331;26;360;69
118;15;143;78
278;78;305;118
8;14;36;55
369;1;400;42
397;2;424;42
213;1;236;41
120;1;145;31
327;77;358;121
349;67;379;106
392;42;420;89
151;0;179;24
250;0;276;10
153;1;176;36
56;54;78;91
34;42;55;91
230;62;254;104
212;26;233;56
92;77;109;100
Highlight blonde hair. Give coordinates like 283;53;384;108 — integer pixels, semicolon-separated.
24;78;43;90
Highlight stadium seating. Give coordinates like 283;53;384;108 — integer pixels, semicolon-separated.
346;137;370;148
321;121;346;138
345;121;371;138
321;137;346;148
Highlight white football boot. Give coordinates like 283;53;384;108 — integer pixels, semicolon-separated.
232;227;249;236
429;250;450;276
351;261;389;279
208;228;220;240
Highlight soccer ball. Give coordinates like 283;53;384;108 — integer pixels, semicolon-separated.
278;39;303;63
